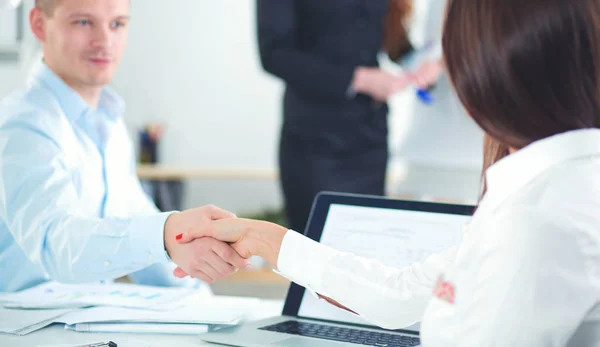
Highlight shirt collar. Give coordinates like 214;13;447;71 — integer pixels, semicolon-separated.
484;128;600;209
30;61;125;123
98;86;126;120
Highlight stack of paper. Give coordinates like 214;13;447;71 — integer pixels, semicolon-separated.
0;307;76;336
0;282;207;335
1;281;196;310
65;322;210;335
55;295;263;335
1;282;266;336
59;302;245;325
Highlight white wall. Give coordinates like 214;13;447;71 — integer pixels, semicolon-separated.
114;0;283;169
0;5;18;45
0;1;36;98
0;65;20;97
111;0;286;214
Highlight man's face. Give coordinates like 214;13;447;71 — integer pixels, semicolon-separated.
35;0;130;89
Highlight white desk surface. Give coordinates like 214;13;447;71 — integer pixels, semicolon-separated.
0;299;284;347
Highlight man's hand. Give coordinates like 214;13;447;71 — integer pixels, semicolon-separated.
164;205;251;283
175;218;288;266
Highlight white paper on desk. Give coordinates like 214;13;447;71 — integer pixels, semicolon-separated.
58;304;243;325
65;322;210;335
0;307;75;335
1;282;195;310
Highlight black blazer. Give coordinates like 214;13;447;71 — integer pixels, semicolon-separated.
257;0;390;141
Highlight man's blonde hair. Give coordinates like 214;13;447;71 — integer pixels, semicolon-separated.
35;0;60;16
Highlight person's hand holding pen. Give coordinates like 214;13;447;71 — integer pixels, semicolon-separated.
351;67;413;102
404;60;444;105
409;59;444;91
397;40;445;104
350;61;443;104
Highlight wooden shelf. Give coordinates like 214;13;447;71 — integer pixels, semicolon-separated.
136;165;408;185
137;164;278;181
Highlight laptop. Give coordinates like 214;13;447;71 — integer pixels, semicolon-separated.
201;192;474;347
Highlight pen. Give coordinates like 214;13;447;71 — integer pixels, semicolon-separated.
74;341;117;347
416;86;434;105
400;40;437;105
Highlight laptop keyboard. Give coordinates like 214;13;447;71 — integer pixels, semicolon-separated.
259;321;420;347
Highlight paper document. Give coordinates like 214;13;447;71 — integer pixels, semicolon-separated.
320;204;466;268
297;203;470;328
65;322;210;335
0;307;75;336
1;282;195;310
0;290;269;336
58;304;243;325
57;294;263;325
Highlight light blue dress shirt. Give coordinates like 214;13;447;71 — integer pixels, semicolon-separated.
0;62;200;292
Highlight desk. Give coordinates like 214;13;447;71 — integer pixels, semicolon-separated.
0;298;284;347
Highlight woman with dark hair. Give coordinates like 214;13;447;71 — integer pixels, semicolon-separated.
180;0;600;345
257;0;442;233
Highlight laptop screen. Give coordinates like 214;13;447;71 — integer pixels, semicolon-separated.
295;202;471;330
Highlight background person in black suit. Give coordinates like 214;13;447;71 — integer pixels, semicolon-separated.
257;0;441;233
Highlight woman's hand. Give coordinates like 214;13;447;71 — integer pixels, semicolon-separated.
173;219;360;317
164;205;250;282
173;218;289;278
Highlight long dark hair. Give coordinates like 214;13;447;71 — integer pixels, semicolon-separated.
443;0;600;152
480;134;509;199
383;0;414;61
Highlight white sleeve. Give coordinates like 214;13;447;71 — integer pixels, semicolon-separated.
277;230;456;329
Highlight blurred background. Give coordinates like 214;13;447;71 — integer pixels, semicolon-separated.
0;0;483;299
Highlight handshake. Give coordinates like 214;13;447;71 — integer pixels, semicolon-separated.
163;205;288;283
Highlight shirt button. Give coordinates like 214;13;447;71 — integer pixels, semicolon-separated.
463;223;470;233
104;260;111;268
148;253;155;264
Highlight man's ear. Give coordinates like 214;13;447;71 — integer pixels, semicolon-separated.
30;7;46;42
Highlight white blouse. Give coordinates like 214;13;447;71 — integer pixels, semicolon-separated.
278;129;600;346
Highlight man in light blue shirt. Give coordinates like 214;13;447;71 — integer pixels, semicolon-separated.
0;0;249;292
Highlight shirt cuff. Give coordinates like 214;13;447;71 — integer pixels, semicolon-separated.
273;268;322;301
396;41;443;70
426;42;443;62
128;212;176;266
277;230;338;292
